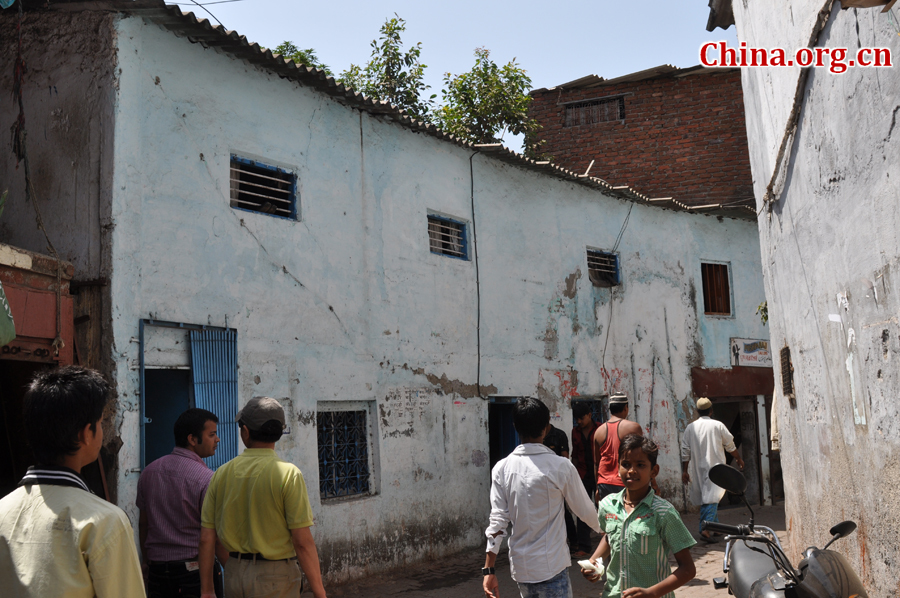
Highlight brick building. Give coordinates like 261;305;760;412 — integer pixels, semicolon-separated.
529;66;754;209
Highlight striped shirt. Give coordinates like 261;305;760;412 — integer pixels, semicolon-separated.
598;489;696;598
136;447;213;561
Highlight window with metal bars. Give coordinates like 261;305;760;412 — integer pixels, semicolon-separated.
428;214;468;260
317;410;371;499
780;346;794;397
230;155;297;220
701;262;732;315
571;398;608;425
564;97;625;127
587;249;619;287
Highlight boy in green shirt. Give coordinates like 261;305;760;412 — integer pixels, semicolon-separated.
581;434;696;598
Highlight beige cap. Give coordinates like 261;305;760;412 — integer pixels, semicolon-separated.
236;396;285;431
696;397;713;411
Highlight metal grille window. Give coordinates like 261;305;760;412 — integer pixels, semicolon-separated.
701;263;732;315
230;155;297;219
317;410;371;499
780;346;794;397
587;250;620;287
564;97;625;127
428;214;468;260
572;398;608;425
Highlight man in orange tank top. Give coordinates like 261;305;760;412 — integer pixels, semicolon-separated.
593;394;647;504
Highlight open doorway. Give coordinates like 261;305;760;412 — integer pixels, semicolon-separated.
710;397;761;506
488;398;519;468
0;361;48;498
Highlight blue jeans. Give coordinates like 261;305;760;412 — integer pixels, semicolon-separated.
517;569;573;598
700;502;719;533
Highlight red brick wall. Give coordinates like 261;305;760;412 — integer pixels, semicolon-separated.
529;70;753;207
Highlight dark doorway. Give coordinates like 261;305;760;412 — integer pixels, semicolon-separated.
489;399;519;468
710;397;760;506
144;369;192;466
0;361;48;498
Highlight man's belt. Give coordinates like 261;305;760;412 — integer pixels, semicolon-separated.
229;552;296;563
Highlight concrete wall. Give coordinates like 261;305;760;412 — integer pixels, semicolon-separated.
731;1;900;594
1;8;768;582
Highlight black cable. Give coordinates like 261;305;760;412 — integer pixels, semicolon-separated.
470;151;483;399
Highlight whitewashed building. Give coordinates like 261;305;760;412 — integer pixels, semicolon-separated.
1;0;768;581
711;0;900;595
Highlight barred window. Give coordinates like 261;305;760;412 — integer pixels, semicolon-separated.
428;214;468;260
780;346;794;397
317;410;371;499
564;97;625;127
230;155;297;220
701;262;732;315
587;249;620;287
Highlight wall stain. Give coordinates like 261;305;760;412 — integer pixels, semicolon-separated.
541;325;559;360
297;410;316;426
563;268;581;299
397;364;497;398
471;449;487;467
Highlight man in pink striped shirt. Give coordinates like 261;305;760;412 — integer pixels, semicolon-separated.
136;408;224;598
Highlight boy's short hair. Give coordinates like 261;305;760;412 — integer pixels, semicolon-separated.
618;433;660;467
609;402;628;415
174;408;219;448
513;397;550;439
572;402;591;420
23;366;109;466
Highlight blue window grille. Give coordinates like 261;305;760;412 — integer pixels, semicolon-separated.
229;155;297;220
428;214;468;260
317;410;371;499
587;249;620;287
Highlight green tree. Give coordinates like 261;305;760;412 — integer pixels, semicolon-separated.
274;41;332;76
434;47;540;151
338;15;434;121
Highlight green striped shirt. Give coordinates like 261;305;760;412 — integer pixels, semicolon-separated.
598;489;696;598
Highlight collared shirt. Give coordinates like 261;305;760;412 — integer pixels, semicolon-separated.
0;474;146;598
136;447;214;561
201;448;314;560
680;416;737;505
599;489;696;598
485;443;601;584
571;421;598;480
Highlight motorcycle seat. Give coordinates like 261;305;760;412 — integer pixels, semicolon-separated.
728;540;778;598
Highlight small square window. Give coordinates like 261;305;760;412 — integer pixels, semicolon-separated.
701;262;731;315
428;214;468;260
564;97;625;127
587;249;620;287
230;155;297;220
317;410;371;499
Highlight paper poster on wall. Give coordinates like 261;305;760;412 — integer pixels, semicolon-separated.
730;338;772;367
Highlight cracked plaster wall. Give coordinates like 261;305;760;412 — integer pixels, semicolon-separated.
733;1;900;594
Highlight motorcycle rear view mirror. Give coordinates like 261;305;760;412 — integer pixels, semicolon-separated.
708;464;747;495
823;520;858;550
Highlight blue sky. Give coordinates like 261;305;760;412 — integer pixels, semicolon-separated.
167;0;737;147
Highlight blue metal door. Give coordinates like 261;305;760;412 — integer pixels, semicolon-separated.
190;329;238;470
489;399;520;467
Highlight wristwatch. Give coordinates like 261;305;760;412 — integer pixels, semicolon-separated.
482;567;496;575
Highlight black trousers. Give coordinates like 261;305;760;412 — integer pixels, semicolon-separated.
147;559;223;598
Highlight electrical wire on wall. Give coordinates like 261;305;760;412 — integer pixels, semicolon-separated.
599;202;635;391
469;149;484;399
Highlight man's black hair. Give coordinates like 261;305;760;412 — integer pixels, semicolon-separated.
513;397;550;439
572;402;591;420
174;408;219;448
240;419;284;443
618;433;659;467
23;366;109;466
698;407;712;417
609;402;628;416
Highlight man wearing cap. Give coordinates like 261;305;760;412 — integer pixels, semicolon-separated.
198;397;327;598
680;398;745;542
592;393;647;504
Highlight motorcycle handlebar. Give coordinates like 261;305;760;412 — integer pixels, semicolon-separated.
701;521;745;535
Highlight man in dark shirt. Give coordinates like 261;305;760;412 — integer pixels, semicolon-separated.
542;423;576;548
570;402;598;557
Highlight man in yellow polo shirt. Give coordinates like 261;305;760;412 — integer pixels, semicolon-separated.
199;396;326;598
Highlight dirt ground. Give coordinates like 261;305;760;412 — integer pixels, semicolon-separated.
326;504;786;598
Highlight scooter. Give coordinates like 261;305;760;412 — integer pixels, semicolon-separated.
702;464;868;598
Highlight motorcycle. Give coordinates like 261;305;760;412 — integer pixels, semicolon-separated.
702;463;868;598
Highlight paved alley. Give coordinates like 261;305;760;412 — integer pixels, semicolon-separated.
328;504;786;598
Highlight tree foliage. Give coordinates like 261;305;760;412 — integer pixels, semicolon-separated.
337;15;434;121
274;41;332;76
434;47;539;148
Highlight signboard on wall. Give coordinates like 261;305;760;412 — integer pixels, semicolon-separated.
731;338;772;367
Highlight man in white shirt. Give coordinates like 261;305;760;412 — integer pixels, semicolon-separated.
680;397;745;542
483;397;601;598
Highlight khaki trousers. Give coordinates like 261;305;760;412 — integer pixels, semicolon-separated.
224;557;303;598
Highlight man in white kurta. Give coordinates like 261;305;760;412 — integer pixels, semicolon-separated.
680;398;744;541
